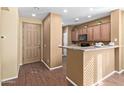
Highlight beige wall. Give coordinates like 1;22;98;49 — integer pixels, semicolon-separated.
0;7;1;85
19;17;43;65
121;12;124;69
111;10;121;45
1;8;19;80
43;13;62;68
50;13;62;67
111;9;124;70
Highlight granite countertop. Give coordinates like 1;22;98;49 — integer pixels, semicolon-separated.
59;45;119;52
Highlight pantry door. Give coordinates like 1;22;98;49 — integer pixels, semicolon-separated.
23;23;41;64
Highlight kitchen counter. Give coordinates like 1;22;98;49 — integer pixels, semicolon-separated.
59;45;119;51
59;45;118;86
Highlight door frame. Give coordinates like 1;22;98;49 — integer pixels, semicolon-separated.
19;18;42;66
22;22;41;64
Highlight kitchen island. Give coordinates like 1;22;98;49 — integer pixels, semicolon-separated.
60;45;118;86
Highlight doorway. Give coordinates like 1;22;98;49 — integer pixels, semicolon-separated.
22;22;41;64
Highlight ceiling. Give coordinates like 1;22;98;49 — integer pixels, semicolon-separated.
19;7;121;26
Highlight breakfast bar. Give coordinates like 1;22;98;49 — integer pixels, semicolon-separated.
60;45;118;86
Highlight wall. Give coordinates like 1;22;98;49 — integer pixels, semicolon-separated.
43;13;62;68
19;17;43;65
111;10;120;45
111;9;124;71
50;13;62;67
121;12;124;69
0;7;1;85
1;8;19;80
110;10;122;71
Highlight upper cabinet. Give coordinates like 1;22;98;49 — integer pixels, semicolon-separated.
78;27;83;35
82;28;87;34
87;27;93;41
71;28;79;41
93;25;101;41
101;23;111;41
70;16;111;42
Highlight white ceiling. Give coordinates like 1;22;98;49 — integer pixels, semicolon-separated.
19;7;122;25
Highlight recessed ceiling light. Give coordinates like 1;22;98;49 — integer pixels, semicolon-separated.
90;8;93;11
75;18;79;21
88;15;92;18
32;13;36;17
63;9;68;13
34;7;39;10
62;22;64;25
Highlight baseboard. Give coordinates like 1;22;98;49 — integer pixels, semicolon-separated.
41;59;62;71
1;65;20;82
92;71;117;86
66;76;78;86
41;59;50;70
1;76;18;82
19;63;23;66
118;69;124;74
66;71;120;86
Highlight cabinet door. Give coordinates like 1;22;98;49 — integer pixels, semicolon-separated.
71;29;79;41
87;27;93;41
82;28;87;34
78;27;83;35
93;25;101;41
101;23;110;41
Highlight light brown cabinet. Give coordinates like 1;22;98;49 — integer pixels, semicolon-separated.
71;28;79;41
101;23;111;41
82;28;87;34
87;27;93;41
93;25;101;41
71;23;111;42
78;27;83;35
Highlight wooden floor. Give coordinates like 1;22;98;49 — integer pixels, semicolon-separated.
2;57;124;86
97;72;124;86
2;57;73;86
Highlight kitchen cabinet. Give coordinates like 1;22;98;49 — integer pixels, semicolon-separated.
71;28;79;41
101;23;110;41
82;28;87;34
66;47;115;86
87;27;93;41
93;25;101;41
71;23;111;42
78;27;83;35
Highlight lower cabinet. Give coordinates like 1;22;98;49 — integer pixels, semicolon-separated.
66;48;115;86
83;49;115;85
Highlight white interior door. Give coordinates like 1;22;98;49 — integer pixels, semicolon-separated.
23;23;41;64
